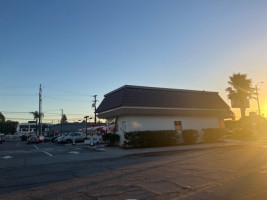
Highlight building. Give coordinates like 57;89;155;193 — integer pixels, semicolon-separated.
16;121;51;135
49;122;106;134
16;122;37;135
96;85;233;145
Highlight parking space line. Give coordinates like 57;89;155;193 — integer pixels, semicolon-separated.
33;145;39;150
42;151;53;157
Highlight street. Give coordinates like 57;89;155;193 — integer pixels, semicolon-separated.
1;140;267;199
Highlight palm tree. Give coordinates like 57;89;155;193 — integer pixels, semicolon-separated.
226;73;254;119
0;112;5;123
30;111;44;134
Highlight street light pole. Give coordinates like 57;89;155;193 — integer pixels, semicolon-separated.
255;82;264;116
84;116;89;139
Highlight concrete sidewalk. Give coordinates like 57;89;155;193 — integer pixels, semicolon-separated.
82;139;253;158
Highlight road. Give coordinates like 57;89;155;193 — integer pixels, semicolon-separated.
1;140;267;199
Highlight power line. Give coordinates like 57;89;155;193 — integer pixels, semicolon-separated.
0;94;37;97
0;111;89;115
45;85;92;96
44;94;90;97
43;96;89;102
0;84;37;90
1;111;32;114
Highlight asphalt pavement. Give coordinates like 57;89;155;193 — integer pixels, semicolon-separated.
0;139;251;169
0;139;266;200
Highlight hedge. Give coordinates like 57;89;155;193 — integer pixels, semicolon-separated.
202;128;224;143
235;129;254;139
102;133;120;145
181;129;199;144
124;130;179;148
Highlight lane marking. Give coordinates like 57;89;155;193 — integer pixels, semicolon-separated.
33;145;39;150
42;151;53;157
69;151;79;154
0;156;13;159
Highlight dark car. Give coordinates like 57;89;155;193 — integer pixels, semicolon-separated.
26;136;40;144
21;135;28;141
0;134;5;143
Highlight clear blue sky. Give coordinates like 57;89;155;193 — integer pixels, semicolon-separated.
1;0;267;122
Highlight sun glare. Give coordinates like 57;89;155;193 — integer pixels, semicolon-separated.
261;102;267;117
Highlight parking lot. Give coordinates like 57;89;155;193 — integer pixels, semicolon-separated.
0;140;108;169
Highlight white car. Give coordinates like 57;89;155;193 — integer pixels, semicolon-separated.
57;132;85;144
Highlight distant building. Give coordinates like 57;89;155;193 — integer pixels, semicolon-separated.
96;85;233;145
49;122;106;134
16;121;51;135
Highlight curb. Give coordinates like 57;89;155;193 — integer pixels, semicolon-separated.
125;143;244;157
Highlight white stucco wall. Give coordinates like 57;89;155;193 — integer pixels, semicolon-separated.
115;115;222;145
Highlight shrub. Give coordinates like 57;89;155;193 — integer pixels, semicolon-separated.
102;133;120;145
124;130;179;148
235;129;253;139
202;128;224;143
181;129;199;144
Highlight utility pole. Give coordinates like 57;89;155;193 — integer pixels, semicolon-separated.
255;82;264;116
84;116;89;138
60;109;63;134
93;95;97;124
39;84;42;136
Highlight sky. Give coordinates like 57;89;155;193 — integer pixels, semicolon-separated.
0;0;267;123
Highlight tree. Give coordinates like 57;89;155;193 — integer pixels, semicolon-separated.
0;120;18;134
61;114;67;123
30;111;44;121
30;111;44;134
226;73;254;119
0;112;5;123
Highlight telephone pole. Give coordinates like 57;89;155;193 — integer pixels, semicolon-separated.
84;116;89;138
255;82;264;116
60;109;63;134
93;95;97;124
39;84;42;136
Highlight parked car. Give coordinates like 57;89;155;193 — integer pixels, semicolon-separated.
26;136;40;144
57;132;85;144
21;135;28;141
44;136;50;142
50;135;59;143
38;135;49;142
0;135;3;144
0;134;5;143
51;133;67;143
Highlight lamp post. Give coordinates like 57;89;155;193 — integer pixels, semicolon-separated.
255;82;264;116
84;116;89;139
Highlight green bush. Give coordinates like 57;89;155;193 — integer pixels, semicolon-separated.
102;133;120;145
124;130;179;148
235;129;253;139
181;129;199;144
202;128;224;143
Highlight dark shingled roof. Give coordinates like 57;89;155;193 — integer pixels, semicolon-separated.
96;85;231;114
